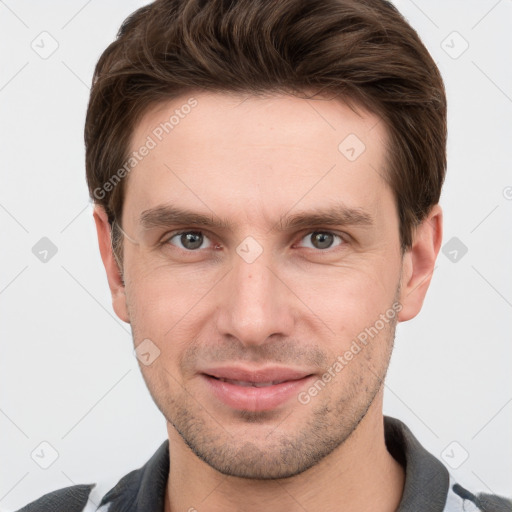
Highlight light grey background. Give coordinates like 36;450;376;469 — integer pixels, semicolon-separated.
1;0;511;509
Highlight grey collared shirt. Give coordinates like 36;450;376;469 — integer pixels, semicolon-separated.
16;416;512;512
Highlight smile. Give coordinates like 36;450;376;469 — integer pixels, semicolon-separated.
214;377;287;387
200;366;315;411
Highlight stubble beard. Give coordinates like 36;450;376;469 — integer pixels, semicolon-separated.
141;319;397;480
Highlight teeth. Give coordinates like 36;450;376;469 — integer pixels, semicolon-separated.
219;378;284;387
252;381;280;388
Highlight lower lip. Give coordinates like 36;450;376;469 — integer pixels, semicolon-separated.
201;374;313;411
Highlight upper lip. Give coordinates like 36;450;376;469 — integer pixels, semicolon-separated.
202;366;313;383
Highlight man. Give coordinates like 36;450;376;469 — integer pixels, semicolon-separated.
16;0;511;511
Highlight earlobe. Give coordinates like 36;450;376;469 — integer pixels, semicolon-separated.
398;204;443;323
93;206;130;323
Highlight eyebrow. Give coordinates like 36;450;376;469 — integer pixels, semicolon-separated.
139;204;374;232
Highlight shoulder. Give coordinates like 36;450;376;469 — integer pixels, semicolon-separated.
383;417;512;512
444;478;512;512
13;440;169;512
13;484;98;512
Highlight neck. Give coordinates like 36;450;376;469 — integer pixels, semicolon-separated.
164;395;404;512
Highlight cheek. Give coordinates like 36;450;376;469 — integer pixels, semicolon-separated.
281;261;398;336
125;264;217;362
128;253;219;310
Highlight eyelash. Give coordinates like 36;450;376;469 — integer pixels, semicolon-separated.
160;229;348;253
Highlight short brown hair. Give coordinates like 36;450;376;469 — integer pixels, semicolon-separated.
85;0;447;266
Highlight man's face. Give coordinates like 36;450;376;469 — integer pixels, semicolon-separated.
117;92;406;478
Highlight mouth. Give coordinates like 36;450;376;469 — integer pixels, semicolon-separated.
200;366;315;411
211;377;290;388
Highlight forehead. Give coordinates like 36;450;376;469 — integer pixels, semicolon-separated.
122;91;392;227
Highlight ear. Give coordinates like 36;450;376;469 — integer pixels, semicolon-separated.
93;206;130;323
398;204;443;322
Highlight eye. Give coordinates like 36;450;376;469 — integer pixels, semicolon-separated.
166;231;213;251
297;231;344;250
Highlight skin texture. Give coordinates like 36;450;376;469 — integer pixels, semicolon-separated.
94;91;442;512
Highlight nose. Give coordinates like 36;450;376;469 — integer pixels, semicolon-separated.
215;250;295;347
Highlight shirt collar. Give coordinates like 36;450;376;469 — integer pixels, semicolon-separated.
385;416;449;511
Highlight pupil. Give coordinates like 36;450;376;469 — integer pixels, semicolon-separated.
312;232;333;249
182;232;203;250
